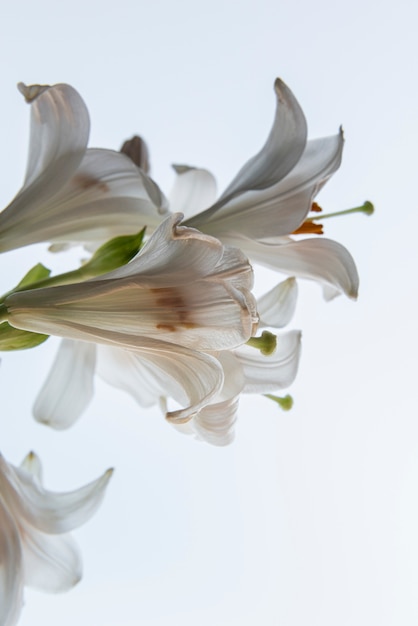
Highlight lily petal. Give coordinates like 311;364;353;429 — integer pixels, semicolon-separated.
187;78;307;226
20;452;43;484
21;524;82;592
195;131;343;240
236;330;302;393
5;217;256;351
0;84;90;252
33;340;96;430
98;341;225;423
169;165;217;218
0;457;113;534
224;235;359;300
174;351;245;445
258;277;298;328
0;497;24;626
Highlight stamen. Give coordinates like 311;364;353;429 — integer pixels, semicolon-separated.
292;221;324;235
264;394;293;411
305;200;374;222
246;330;277;355
120;135;150;173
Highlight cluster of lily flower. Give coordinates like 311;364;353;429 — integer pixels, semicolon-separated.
0;79;370;625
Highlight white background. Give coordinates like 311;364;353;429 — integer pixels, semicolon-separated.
0;0;417;624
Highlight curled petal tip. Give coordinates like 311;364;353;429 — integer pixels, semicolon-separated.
17;82;50;103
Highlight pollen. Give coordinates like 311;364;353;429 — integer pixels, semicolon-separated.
153;288;196;332
292;221;324;235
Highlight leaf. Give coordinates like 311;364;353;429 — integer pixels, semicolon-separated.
16;263;51;288
0;323;49;351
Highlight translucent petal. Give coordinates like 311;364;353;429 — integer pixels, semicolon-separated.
224;235;359;300
0;84;89;252
98;341;225;423
194;131;343;240
169;165;217;218
187;78;307;226
236;330;302;393
6;219;256;351
0;457;113;534
257;277;298;328
21;523;82;592
6;149;169;248
0;498;24;626
33;340;96;430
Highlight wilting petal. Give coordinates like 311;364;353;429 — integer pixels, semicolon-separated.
99;340;224;423
21;524;82;592
0;498;24;626
169;165;217;218
0;457;113;534
187;78;307;226
195;131;343;240
33;339;96;430
225;235;359;300
258;277;298;328
0;84;90;252
236;330;302;393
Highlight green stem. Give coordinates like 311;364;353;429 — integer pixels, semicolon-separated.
306;200;374;222
0;304;9;323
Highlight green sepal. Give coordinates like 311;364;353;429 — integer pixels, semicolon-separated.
81;228;146;277
0;322;49;351
16;263;51;288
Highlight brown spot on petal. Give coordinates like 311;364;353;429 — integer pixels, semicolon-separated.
72;174;109;193
152;288;196;332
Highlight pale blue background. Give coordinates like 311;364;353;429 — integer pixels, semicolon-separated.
0;0;417;624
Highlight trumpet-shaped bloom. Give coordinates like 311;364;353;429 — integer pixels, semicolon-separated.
0;83;167;252
0;451;112;626
141;79;359;300
4;215;257;421
32;278;300;443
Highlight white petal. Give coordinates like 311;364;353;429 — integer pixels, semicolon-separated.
225;235;359;299
173;351;244;445
193;396;240;446
33;340;96;430
0;498;24;626
195;131;343;240
21;524;82;593
102;214;224;284
20;451;43;483
6;220;256;351
258;277;298;328
187;78;307;226
10;149;169;248
98;341;225;423
0;457;113;534
0;84;90;252
169;165;217;218
236;330;302;393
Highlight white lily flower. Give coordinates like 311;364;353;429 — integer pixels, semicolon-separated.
4;214;257;422
0;451;112;626
159;79;358;299
0;82;168;252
